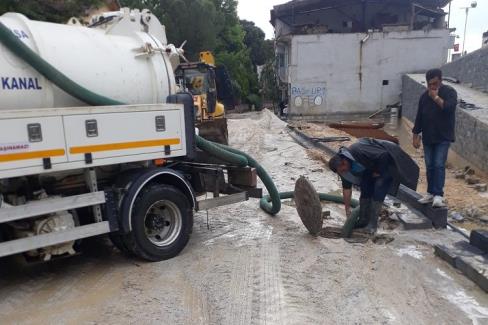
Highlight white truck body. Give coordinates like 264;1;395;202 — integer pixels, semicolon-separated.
0;104;187;179
0;9;178;111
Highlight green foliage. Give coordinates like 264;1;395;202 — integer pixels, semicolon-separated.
0;0;103;23
260;59;281;104
246;93;262;110
216;49;255;99
119;0;219;60
241;20;267;67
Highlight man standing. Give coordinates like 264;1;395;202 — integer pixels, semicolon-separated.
413;69;458;208
329;138;419;234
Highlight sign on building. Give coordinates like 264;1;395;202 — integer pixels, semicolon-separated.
290;83;327;113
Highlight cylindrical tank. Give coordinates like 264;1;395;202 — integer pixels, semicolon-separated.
0;8;177;110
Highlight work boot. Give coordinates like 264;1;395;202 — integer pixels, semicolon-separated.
365;201;383;234
355;198;372;228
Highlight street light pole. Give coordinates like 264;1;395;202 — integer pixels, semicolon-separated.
461;1;478;56
462;7;469;55
447;1;452;28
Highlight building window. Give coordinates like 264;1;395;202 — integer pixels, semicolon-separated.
278;53;285;68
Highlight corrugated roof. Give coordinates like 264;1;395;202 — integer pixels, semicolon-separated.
271;0;451;25
271;0;452;25
274;0;451;11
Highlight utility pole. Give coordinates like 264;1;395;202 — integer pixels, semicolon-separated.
447;1;452;28
447;1;452;62
461;1;478;56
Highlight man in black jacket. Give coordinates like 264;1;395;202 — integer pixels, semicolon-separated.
329;138;419;234
413;69;457;208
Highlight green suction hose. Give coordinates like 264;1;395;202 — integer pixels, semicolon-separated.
213;142;281;215
0;20;359;227
195;136;248;167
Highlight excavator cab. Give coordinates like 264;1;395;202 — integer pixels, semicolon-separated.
175;54;234;144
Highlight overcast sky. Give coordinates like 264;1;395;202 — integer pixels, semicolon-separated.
237;0;488;53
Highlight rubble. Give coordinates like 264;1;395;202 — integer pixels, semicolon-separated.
474;184;488;192
449;211;465;222
466;176;482;185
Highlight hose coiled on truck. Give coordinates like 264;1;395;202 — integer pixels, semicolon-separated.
0;21;359;222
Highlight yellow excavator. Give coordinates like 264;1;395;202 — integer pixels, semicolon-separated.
175;51;234;144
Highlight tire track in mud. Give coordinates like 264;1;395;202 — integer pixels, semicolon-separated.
249;243;287;325
181;275;211;325
224;248;253;325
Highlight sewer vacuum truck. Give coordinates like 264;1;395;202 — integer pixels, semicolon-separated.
0;8;272;262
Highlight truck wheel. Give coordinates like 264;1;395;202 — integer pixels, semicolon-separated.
126;184;192;261
109;232;134;256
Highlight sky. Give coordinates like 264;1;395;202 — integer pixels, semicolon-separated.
237;0;488;54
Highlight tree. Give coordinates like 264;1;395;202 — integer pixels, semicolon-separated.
0;0;103;23
120;0;218;60
260;59;280;104
241;20;267;67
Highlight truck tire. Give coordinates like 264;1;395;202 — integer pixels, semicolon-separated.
109;232;134;256
123;184;192;261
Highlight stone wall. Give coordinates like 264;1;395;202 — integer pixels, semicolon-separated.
442;46;488;92
401;75;425;123
402;74;488;174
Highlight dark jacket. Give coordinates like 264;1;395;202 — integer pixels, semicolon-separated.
339;138;419;196
413;84;457;145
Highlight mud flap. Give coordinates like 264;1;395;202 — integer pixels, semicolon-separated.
197;118;229;145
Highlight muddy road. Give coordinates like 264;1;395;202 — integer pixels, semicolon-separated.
1;110;487;324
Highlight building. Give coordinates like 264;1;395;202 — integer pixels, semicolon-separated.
483;31;488;47
271;0;454;118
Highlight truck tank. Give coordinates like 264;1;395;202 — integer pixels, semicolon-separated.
0;8;178;110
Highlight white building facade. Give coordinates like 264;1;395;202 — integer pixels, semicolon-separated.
272;0;454;118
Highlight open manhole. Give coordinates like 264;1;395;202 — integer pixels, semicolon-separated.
294;177;394;244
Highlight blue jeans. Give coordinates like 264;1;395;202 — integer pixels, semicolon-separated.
423;141;450;196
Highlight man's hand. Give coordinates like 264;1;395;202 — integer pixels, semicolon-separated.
429;88;439;100
413;134;421;149
345;206;352;218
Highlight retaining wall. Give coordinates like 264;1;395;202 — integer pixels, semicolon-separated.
442;46;488;92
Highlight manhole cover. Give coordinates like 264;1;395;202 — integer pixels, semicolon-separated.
294;176;322;236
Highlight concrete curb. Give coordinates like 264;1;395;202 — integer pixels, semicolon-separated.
287;126;338;157
396;185;447;228
435;242;488;293
470;230;488;253
396;210;433;230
